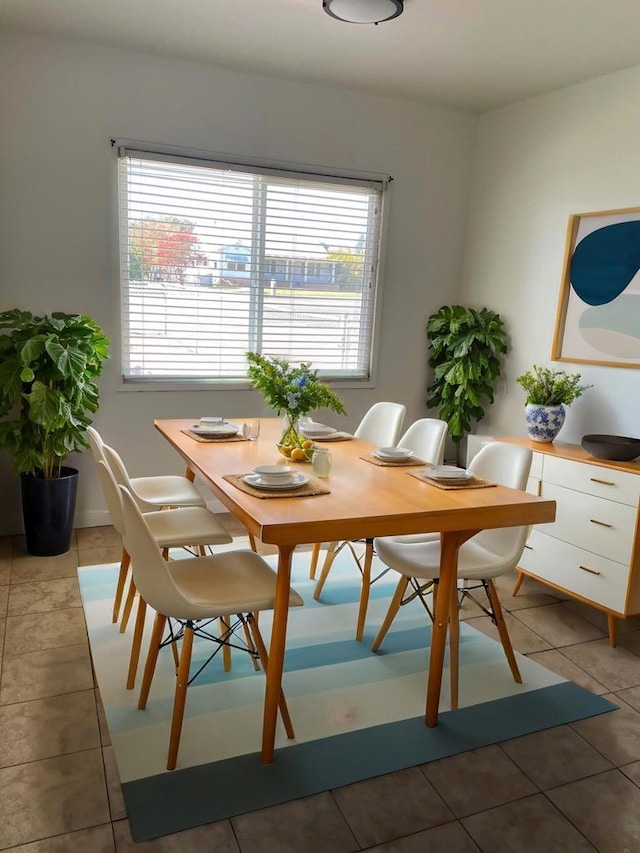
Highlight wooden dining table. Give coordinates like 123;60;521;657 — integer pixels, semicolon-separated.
154;418;556;764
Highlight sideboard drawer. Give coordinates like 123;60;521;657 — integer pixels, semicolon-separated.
543;455;639;507
519;530;628;611
541;482;636;565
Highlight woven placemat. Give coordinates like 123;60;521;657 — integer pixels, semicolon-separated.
408;469;496;490
223;473;331;499
181;429;248;443
310;432;354;442
361;454;427;467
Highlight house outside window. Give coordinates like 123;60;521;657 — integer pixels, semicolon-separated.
117;146;387;382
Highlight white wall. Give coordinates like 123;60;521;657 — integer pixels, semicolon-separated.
460;65;640;445
0;31;477;532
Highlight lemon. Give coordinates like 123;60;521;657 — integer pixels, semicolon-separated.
302;440;313;450
291;447;306;461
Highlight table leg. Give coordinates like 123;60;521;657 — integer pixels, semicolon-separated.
425;530;477;727
184;466;195;482
262;543;295;764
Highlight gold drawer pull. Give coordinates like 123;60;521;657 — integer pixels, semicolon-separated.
579;565;601;576
590;519;613;528
590;477;615;486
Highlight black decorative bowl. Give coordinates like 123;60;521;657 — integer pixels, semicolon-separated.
581;434;640;462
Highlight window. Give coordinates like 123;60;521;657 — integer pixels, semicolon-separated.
117;147;386;382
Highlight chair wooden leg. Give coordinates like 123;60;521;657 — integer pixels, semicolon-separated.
168;622;194;771
112;548;130;623
242;617;261;671
170;635;180;670
486;580;522;684
355;539;374;642
198;545;207;556
126;595;147;690
220;616;232;672
313;541;339;600
248;615;295;740
512;570;525;596
138;612;167;709
309;542;322;579
371;576;409;652
248;533;257;552
449;588;460;711
120;579;137;633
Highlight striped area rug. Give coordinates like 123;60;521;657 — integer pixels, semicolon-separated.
78;544;615;842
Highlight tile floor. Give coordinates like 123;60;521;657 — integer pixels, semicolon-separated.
2;519;640;851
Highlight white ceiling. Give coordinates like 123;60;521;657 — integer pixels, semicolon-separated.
3;0;640;112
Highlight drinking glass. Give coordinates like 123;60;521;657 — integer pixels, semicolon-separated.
312;447;332;477
242;419;261;440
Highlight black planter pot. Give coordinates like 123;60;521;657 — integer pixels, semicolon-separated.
20;467;79;556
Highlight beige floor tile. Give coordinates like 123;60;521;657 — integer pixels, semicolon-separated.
420;745;536;818
96;688;112;746
103;745;127;821
0;643;94;705
563;599;640;637
462;793;596;852
512;603;606;647
561;637;640;692
79;546;123;567
526;649;608;694
4;607;87;655
0;689;99;767
499;724;613;789
0;585;8;617
11;533;78;556
4;824;115;852
0;618;4;658
10;551;80;584
464;612;552;654
617;630;640;658
0;560;10;586
620;760;640;787
0;748;110;848
617;684;640;713
363;822;480;852
8;577;81;616
331;767;453;848
493;572;561;611
547;769;640;852
232;791;357;853
77;526;121;550
113;817;240;851
571;694;640;765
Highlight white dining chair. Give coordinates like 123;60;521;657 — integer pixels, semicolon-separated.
96;460;234;690
371;441;533;709
118;483;304;771
311;415;449;643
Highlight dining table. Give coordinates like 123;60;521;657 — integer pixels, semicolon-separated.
154;417;556;764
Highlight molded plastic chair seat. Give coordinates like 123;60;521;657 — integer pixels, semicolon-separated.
119;485;303;771
312;415;447;641
371;441;533;709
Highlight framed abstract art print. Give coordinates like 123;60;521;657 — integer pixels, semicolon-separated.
552;206;640;368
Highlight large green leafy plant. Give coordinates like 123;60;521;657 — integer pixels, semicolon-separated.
516;365;591;406
0;310;110;478
426;305;507;444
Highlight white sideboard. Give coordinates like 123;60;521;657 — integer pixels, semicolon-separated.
503;438;640;647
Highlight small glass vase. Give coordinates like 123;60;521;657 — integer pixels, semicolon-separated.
278;413;311;461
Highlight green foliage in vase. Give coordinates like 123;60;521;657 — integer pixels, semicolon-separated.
426;305;508;443
246;352;346;419
516;364;591;406
0;309;110;478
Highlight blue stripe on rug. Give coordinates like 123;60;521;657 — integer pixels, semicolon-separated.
122;682;616;842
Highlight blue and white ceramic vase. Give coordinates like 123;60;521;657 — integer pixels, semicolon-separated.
525;403;566;443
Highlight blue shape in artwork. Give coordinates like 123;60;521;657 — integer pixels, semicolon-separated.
570;220;640;306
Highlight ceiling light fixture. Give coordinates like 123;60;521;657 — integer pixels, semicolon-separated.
323;0;403;25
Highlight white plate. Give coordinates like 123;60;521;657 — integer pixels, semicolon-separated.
301;426;337;438
375;448;413;461
190;423;239;437
243;473;310;491
425;465;472;481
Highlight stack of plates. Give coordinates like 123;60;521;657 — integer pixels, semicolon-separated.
301;423;337;439
374;447;414;462
190;422;239;437
424;465;472;484
243;473;309;491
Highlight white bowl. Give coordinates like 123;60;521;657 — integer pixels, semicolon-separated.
253;465;295;485
376;447;412;459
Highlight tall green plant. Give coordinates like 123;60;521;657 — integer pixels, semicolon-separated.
0;310;110;478
426;305;507;443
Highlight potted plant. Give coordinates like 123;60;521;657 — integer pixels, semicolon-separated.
0;309;110;555
426;305;508;462
516;364;591;443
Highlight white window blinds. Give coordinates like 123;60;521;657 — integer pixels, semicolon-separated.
117;148;386;382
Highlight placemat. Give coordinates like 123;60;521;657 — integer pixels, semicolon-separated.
181;429;248;443
222;473;331;499
361;454;427;467
408;470;497;490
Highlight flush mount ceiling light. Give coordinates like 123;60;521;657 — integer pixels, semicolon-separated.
323;0;403;25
